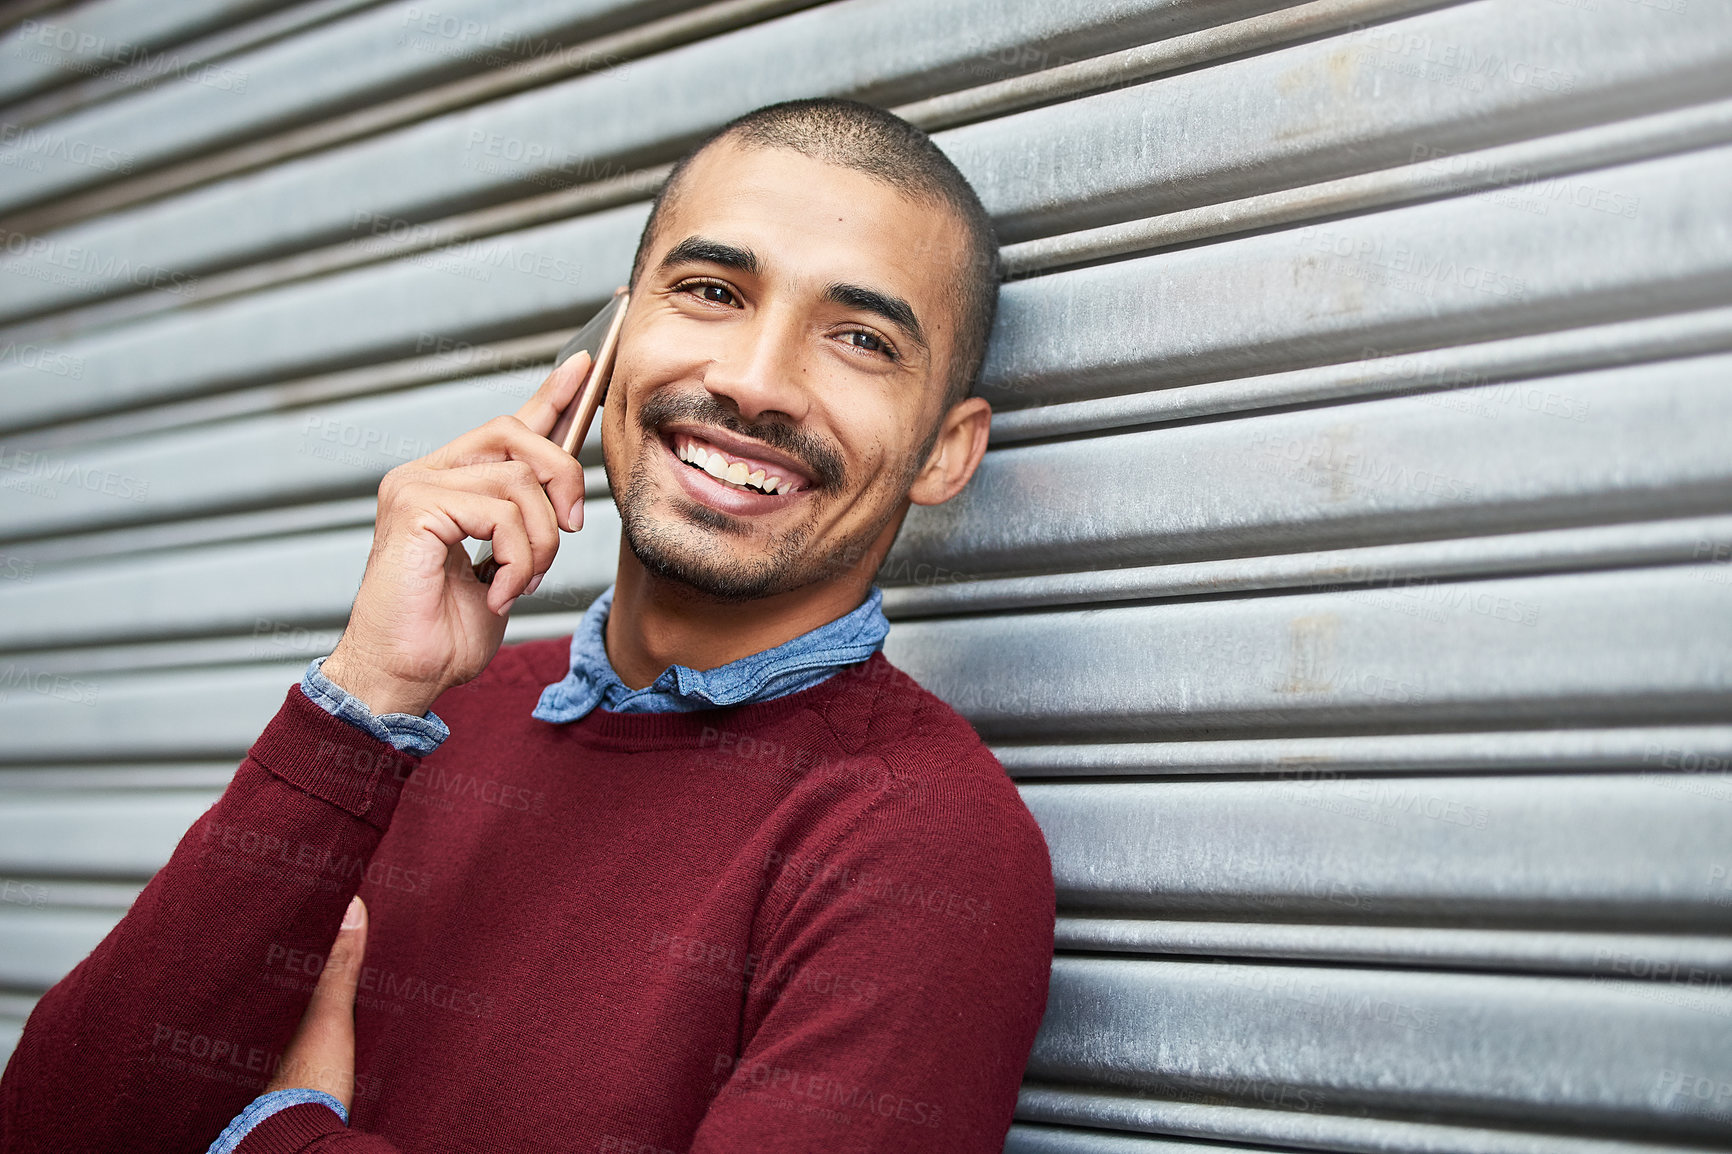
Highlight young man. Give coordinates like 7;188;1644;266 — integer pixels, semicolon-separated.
0;99;1054;1154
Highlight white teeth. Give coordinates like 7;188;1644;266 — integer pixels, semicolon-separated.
676;435;799;495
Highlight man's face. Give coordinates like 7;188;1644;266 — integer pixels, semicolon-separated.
600;139;974;602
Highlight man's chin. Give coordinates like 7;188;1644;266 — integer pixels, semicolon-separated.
620;512;800;604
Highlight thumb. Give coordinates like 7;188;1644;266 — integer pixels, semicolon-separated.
267;896;368;1109
313;895;368;1011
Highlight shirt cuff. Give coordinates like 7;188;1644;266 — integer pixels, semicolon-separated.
206;1088;347;1154
300;654;450;756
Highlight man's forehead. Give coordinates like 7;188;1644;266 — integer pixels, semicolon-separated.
654;139;967;294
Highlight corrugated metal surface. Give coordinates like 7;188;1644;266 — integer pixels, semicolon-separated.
3;0;1730;1149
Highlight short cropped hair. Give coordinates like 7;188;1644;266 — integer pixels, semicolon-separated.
629;98;999;414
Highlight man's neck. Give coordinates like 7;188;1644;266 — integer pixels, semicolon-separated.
603;535;885;690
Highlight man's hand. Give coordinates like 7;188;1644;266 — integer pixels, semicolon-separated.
266;896;368;1110
320;352;594;717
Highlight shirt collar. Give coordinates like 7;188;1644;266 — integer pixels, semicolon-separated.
532;583;889;722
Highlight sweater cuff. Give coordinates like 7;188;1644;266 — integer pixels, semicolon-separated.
302;654;450;756
231;1100;350;1153
209;1090;347;1154
248;681;422;831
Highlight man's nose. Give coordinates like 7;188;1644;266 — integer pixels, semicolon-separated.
699;310;811;425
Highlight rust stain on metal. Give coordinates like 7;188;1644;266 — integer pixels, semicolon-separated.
1279;613;1340;694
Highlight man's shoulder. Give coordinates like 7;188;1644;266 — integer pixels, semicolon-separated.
807;652;1038;848
772;653;1054;939
813;650;998;770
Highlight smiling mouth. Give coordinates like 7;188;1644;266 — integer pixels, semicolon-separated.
667;432;810;497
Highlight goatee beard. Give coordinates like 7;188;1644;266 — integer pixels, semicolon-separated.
607;389;867;603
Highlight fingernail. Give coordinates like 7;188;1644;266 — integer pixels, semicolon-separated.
342;896;364;929
524;573;544;597
500;596;518;616
568;502;583;532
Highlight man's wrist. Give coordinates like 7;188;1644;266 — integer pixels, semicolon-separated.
320;648;442;718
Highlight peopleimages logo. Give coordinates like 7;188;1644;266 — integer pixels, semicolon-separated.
0;341;84;380
0;121;134;173
1293;225;1528;302
1;228;197;295
0;664;98;706
711;1054;944;1128
760;850;992;924
13;20;248;92
0;446;149;501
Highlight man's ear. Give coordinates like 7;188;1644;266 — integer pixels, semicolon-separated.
908;395;992;507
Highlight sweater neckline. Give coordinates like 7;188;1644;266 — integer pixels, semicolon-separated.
558;650;892;750
533;583;889;722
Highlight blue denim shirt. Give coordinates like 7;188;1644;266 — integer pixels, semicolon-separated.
532;583;889;722
210;584;889;1148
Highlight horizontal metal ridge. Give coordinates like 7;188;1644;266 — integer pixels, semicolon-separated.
5;334;573;454
1005;1122;1286;1154
994;725;1732;777
902;0;1452;133
0;0;281;106
1054;918;1732;977
4;496;377;567
986;303;1732;443
0;763;238;790
999;94;1732;276
0;790;218;875
1014;1085;1695;1154
0;0;811;227
886;564;1732;740
1029;956;1732;1144
3;0;382;129
886;514;1732;620
0;906;128;987
1024;774;1732;922
978;145;1732;406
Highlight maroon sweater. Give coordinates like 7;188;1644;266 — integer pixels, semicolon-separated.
0;639;1054;1154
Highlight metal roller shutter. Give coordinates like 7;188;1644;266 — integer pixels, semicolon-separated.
2;0;1730;1149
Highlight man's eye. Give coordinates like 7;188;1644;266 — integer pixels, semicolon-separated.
844;330;896;360
679;280;738;307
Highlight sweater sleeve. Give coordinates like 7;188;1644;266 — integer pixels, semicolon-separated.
226;1103;403;1154
209;1089;347;1153
299;655;450;757
690;768;1056;1154
0;684;420;1154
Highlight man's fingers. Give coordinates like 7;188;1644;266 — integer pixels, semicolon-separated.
389;481;542;612
514;349;592;437
421;417;588;534
404;461;564;599
458;460;564;591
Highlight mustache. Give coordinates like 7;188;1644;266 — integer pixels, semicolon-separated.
636;390;846;492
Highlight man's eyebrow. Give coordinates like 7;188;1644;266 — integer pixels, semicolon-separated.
825;282;927;354
657;236;758;275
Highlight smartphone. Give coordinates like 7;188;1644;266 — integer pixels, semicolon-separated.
470;287;629;584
